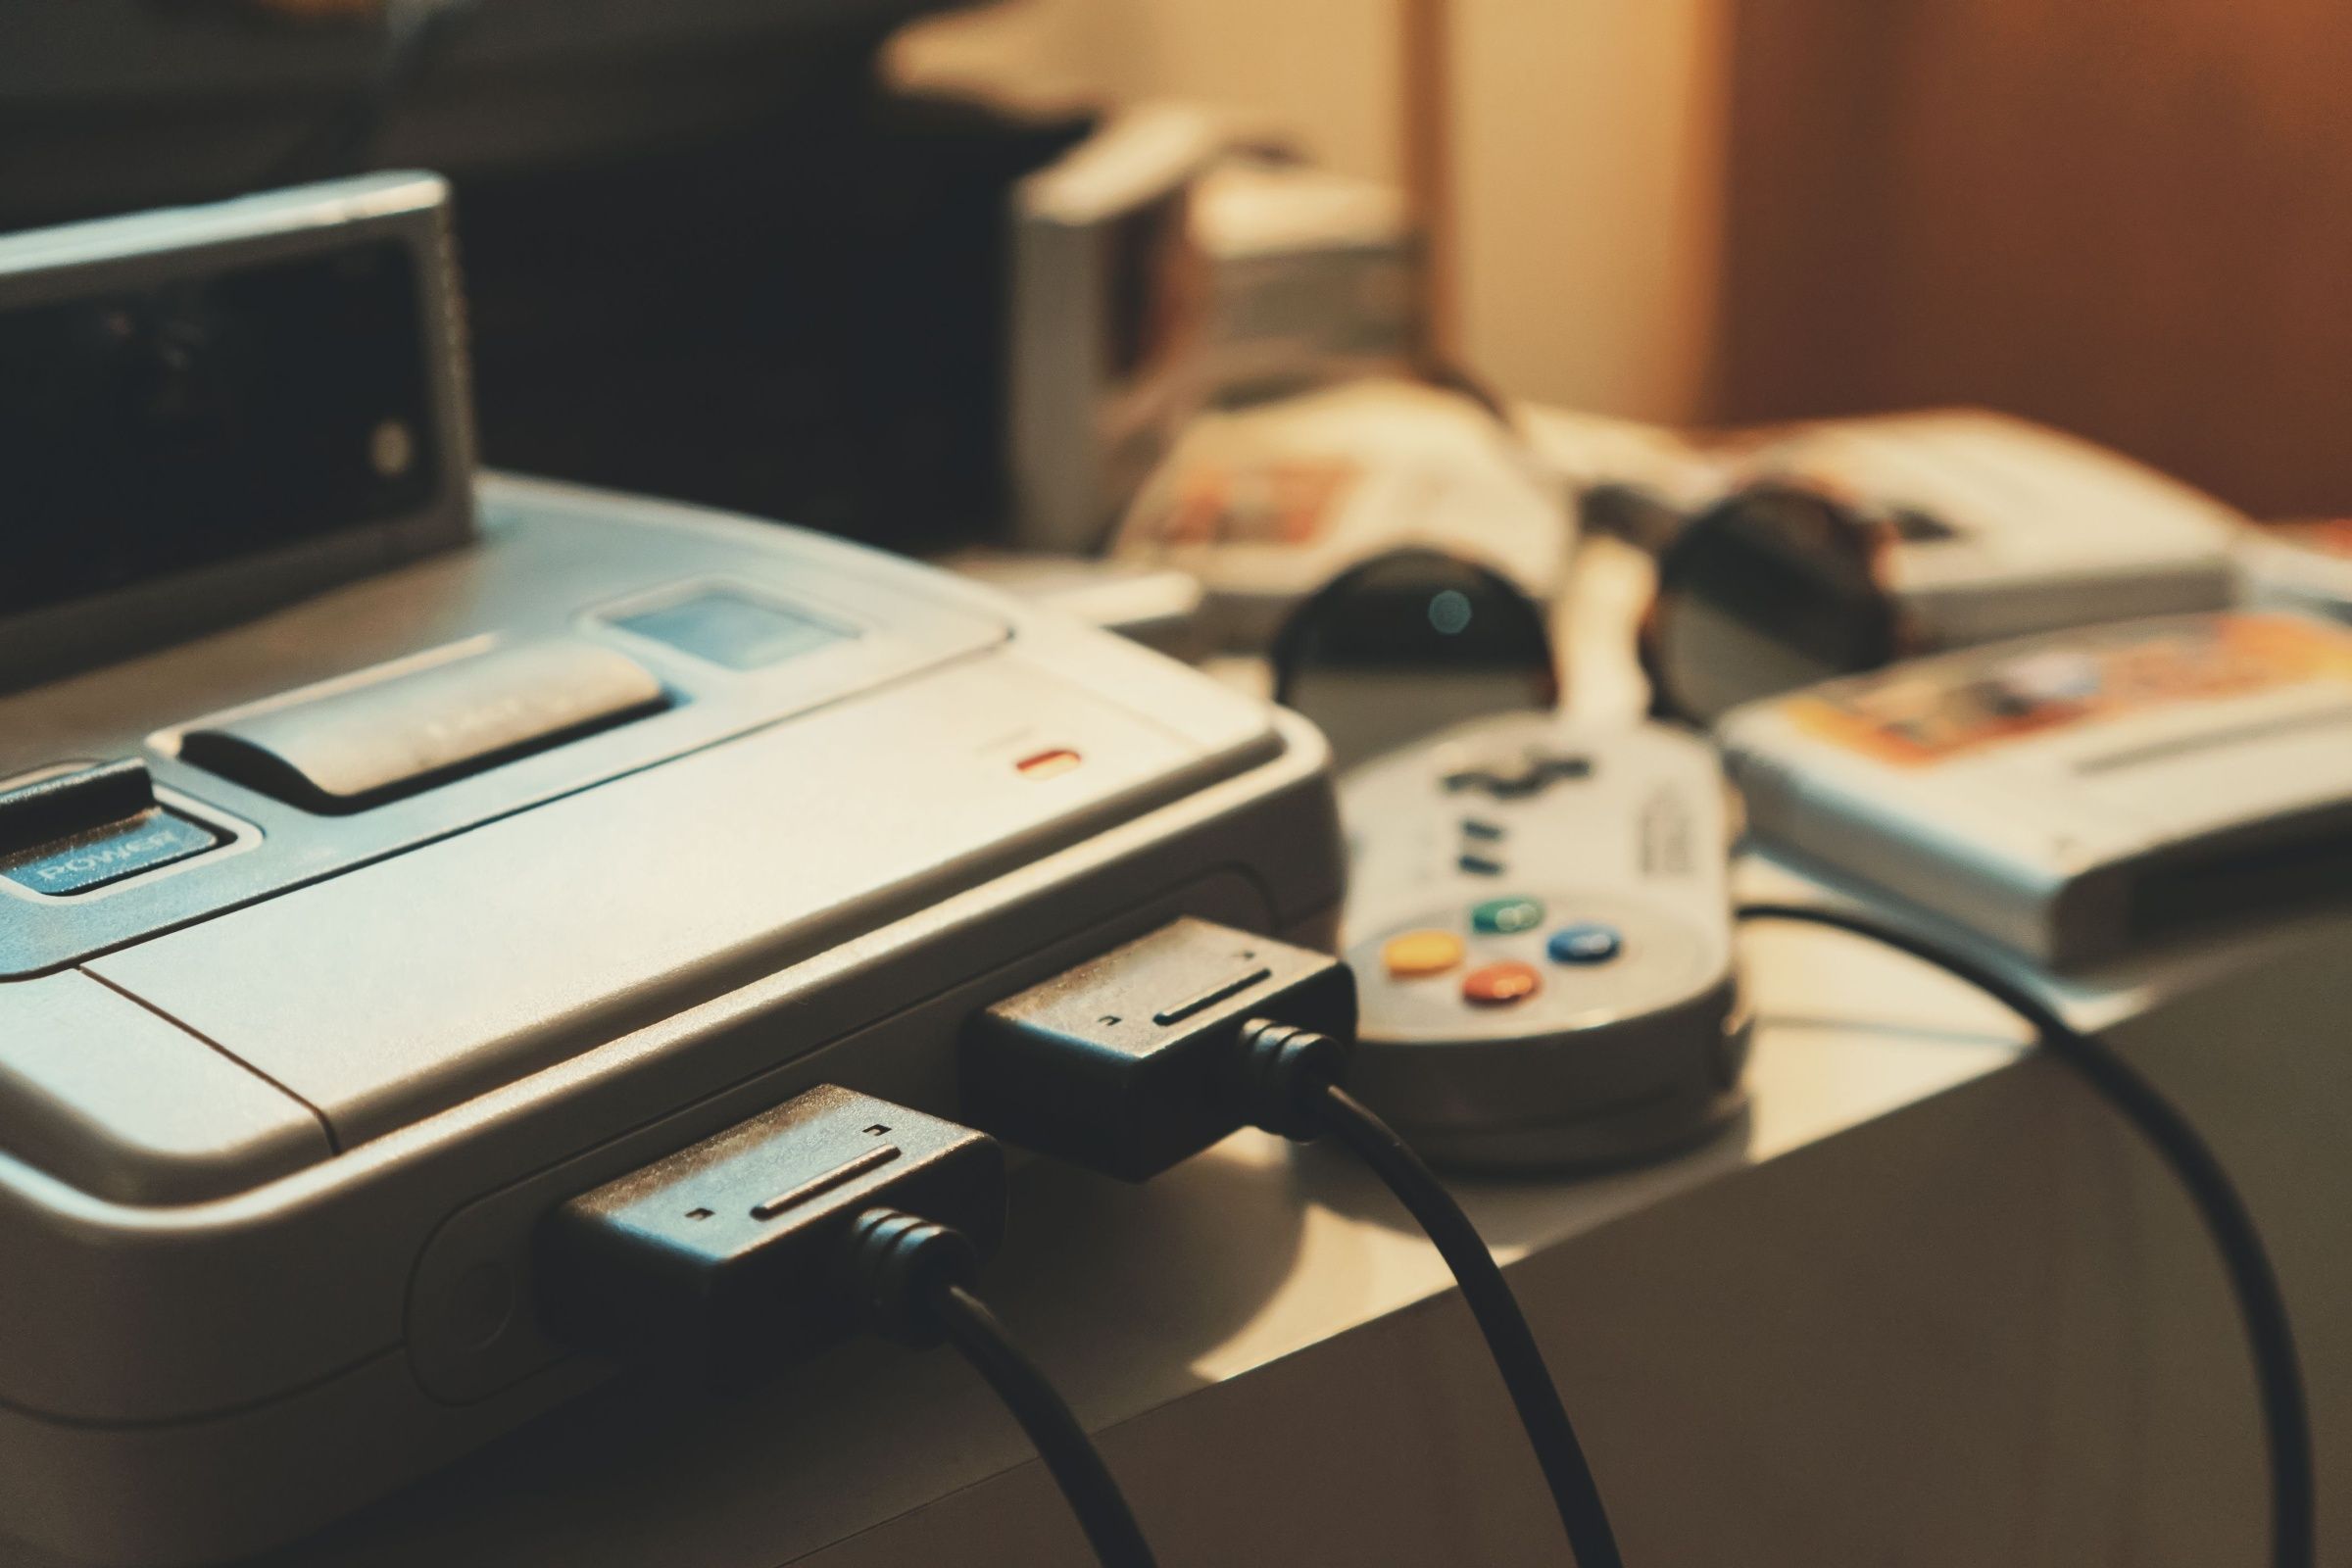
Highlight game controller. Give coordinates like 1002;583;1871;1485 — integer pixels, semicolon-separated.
1339;714;1749;1171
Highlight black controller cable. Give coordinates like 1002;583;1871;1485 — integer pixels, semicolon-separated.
1737;901;2314;1568
1262;1051;1627;1568
539;1090;1158;1568
963;919;1625;1567
841;1211;1160;1568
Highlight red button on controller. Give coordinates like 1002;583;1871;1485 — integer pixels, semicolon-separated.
1460;960;1541;1006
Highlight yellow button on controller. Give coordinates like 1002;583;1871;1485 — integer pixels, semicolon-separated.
1382;929;1465;979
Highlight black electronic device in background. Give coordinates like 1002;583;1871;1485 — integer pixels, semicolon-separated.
0;0;1088;552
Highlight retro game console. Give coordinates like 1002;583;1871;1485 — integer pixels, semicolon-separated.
1719;612;2352;970
0;176;1345;1565
1338;715;1748;1170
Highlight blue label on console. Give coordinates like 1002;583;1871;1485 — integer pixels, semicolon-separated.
611;589;852;671
2;811;219;896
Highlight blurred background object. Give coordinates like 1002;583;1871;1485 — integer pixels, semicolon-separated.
17;0;2352;599
2;0;1094;550
896;0;1727;433
1633;411;2246;723
1107;378;1570;653
1716;0;2352;517
2241;522;2352;625
1004;102;1220;553
903;0;2352;520
1267;544;1558;772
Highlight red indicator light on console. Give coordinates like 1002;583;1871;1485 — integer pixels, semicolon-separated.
1015;748;1083;781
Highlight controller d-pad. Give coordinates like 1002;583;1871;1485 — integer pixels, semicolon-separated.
1443;767;1543;799
1441;752;1593;799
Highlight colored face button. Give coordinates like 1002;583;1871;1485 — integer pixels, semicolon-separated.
1461;960;1542;1006
1546;922;1623;965
1470;896;1545;935
1382;929;1466;979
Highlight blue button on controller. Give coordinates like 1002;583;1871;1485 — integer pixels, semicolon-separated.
1546;922;1623;965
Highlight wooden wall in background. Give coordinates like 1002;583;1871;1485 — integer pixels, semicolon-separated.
1717;1;2352;515
895;0;1731;423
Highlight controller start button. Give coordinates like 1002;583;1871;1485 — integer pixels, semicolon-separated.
1381;929;1464;979
1461;960;1542;1006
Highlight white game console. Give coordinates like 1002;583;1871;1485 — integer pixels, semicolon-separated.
0;174;1347;1566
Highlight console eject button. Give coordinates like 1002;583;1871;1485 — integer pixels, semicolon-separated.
179;639;667;811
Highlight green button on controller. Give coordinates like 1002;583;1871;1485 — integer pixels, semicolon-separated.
1470;897;1545;935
